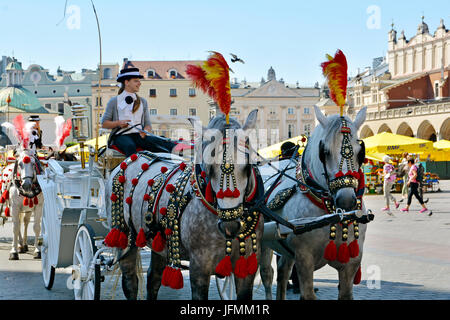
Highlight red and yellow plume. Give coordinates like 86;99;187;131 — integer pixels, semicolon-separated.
186;51;231;123
321;49;348;116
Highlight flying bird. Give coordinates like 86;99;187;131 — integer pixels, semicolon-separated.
230;53;245;64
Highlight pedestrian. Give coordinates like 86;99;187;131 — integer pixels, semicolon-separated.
399;152;409;202
401;158;432;215
414;157;429;203
381;155;399;215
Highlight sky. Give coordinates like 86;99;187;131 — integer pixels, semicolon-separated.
1;0;448;86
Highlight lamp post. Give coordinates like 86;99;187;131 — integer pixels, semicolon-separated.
91;0;102;162
71;105;90;169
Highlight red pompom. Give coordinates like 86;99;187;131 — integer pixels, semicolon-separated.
205;181;214;203
337;242;350;264
147;179;154;186
200;171;206;178
120;162;128;170
179;163;186;171
23;197;29;206
118;231;128;250
234;256;248;279
104;228;120;247
324;240;337;261
33;196;39;205
165;228;173;236
159;207;167;215
161;266;173;287
4;207;10;217
132;178;139;186
141;163;149;171
136;228;147;248
216;189;224;199
29;200;34;208
152;231;165;252
224;188;233;198
161;166;168;173
166;184;176;193
126;197;132;205
349;239;359;258
232;188;240;198
23;156;31;164
143;194;150;201
118;175;126;184
170;268;184;290
130;154;138;161
110;193;118;202
247;253;258;275
215;255;232;277
0;196;4;204
354;266;362;285
2;190;9;201
335;171;344;178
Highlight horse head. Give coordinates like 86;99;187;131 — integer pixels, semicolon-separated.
14;147;38;197
189;109;258;239
308;106;367;212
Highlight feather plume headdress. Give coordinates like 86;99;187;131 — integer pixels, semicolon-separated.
54;116;72;150
186;51;231;123
321;49;348;116
1;114;31;148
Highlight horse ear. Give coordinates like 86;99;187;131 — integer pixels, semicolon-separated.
314;105;328;128
353;106;367;131
242;109;258;131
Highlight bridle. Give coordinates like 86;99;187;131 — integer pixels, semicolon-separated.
13;154;42;198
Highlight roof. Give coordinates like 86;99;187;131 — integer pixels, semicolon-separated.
123;60;204;80
239;79;302;98
0;86;43;112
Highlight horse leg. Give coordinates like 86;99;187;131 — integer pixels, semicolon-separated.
9;207;20;260
146;251;166;300
32;204;43;259
118;246;139;300
189;259;211;300
21;211;32;253
275;255;294;300
259;245;274;300
295;252;317;300
337;261;360;300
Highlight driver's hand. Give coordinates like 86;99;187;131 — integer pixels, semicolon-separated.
117;120;130;128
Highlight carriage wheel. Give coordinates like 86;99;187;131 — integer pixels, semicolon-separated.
41;213;55;290
215;274;237;300
72;224;101;300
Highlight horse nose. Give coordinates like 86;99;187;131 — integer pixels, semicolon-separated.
217;219;242;239
335;189;357;212
22;180;33;192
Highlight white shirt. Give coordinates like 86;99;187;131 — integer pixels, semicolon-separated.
117;90;143;134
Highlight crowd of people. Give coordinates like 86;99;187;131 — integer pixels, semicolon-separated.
380;152;432;216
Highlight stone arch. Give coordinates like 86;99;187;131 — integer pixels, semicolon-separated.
396;122;414;137
360;125;374;138
417;120;437;141
377;123;392;134
439;118;450;140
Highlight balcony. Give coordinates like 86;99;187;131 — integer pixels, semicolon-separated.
365;101;450;121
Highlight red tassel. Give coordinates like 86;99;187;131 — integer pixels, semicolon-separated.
200;171;206;179
324;240;337;261
120;162;127;170
166;184;176;193
159;207;167;215
104;228;120;247
0;196;4;204
335;171;344;178
234;256;248;279
2;190;9;201
224;188;233;198
141;163;149;171
170;268;184;289
33;196;39;205
130;154;138;161
349;239;359;258
161;266;173;287
136;228;147;248
143;194;150;201
165;228;173;236
232;188;240;198
110;193;118;202
4;207;10;217
216;189;224;199
118;231;128;249
29;200;34;208
147;179;154;186
205;181;214;203
118;175;126;184
354;266;362;285
152;231;165;252
337;242;350;264
23;198;29;206
215;255;232;277
132;178;139;186
161;166;168;173
247;253;258;275
179;163;186;171
126;197;132;205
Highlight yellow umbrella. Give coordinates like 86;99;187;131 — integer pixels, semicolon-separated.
433;139;450;151
258;136;306;159
365;153;386;163
363;132;433;154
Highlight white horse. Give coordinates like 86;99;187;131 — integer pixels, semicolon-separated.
1;148;44;260
259;106;368;300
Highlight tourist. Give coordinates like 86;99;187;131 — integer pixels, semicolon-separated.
399;152;409;202
381;155;399;215
401;158;432;216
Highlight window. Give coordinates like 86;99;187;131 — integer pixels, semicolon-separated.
53;90;56;94
288;124;294;138
189;108;197;116
103;68;112;79
170;108;178;116
189;88;196;97
435;82;439;98
303;107;310;114
150;109;157;115
304;124;311;136
169;69;177;79
269;108;276;115
149;89;157;97
288;107;294;115
147;69;155;78
58;103;64;115
96;97;102;106
45;103;51;110
170;88;177;97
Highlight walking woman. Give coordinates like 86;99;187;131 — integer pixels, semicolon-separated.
381;155;399;215
401;158;432;216
399;152;409;202
101;68;177;157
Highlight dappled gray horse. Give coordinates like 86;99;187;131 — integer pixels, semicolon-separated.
259;106;368;300
104;110;263;300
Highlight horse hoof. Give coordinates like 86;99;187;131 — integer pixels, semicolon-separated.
19;245;28;253
9;253;19;260
33;252;41;259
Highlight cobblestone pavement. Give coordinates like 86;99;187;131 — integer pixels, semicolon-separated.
1;180;449;300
